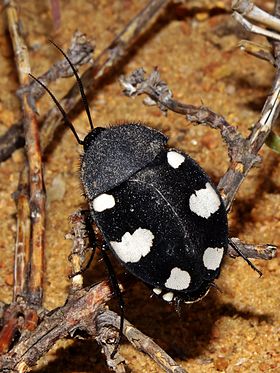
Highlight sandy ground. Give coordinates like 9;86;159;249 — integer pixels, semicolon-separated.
0;0;279;372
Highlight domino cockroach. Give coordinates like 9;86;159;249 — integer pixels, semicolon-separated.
31;42;259;355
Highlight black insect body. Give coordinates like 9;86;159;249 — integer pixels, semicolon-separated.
27;37;277;364
81;123;228;303
30;43;229;354
30;42;228;305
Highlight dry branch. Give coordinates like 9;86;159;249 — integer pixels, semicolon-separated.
232;0;280;31
5;0;45;307
0;280;114;372
0;0;44;355
97;310;187;373
0;282;187;373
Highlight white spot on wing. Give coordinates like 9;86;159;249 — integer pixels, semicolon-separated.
189;182;221;219
203;247;224;270
162;292;174;302
110;228;154;263
165;267;191;290
153;288;162;295
167;151;185;169
92;193;115;212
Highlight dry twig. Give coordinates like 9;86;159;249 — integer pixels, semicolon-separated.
232;11;280;41
228;238;277;260
0;285;187;373
0;279;115;372
232;0;280;31
0;0;44;355
6;0;45;307
97;310;187;373
238;40;275;65
235;0;280;153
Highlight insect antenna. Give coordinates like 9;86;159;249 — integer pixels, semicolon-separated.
29;74;83;145
49;40;94;131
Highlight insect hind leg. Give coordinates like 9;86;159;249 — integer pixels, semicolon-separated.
86;217;125;358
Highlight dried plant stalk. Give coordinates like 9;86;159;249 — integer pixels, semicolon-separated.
13;167;30;301
232;0;280;31
6;0;45;306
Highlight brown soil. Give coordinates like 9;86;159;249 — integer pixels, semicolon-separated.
0;1;279;372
